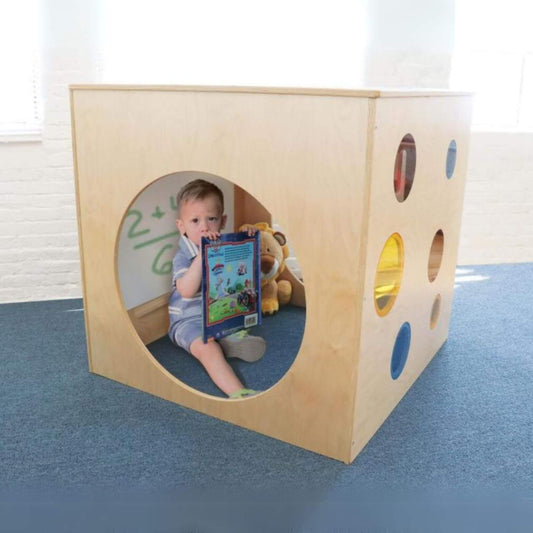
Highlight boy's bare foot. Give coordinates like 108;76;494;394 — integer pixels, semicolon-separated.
228;388;261;399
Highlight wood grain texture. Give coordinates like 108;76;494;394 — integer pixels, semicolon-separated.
127;293;170;345
350;95;473;461
71;86;472;463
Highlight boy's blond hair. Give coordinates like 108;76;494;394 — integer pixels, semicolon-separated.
176;179;224;217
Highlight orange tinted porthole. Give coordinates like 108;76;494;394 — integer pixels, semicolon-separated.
394;134;416;202
428;230;444;282
430;294;441;329
374;233;405;316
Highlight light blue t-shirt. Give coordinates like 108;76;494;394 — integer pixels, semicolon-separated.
168;236;202;337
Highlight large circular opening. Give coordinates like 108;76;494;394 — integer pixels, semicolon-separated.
116;171;306;399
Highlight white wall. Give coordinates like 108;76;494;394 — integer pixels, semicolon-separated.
0;0;103;303
1;0;531;303
459;132;533;264
363;0;532;267
364;0;455;88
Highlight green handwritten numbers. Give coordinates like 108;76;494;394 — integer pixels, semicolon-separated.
170;195;178;213
152;244;173;275
152;206;165;219
126;210;150;239
125;195;180;277
133;231;180;250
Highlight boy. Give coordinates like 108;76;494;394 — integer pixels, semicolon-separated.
168;179;265;399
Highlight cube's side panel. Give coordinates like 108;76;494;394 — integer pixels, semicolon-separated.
351;95;473;461
70;90;94;372
71;88;370;462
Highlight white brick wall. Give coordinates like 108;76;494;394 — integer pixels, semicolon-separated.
364;0;533;266
1;0;531;303
457;132;533;265
0;0;101;303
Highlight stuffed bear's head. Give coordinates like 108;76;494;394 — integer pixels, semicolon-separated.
239;222;289;287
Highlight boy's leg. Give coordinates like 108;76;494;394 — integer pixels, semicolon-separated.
189;337;244;397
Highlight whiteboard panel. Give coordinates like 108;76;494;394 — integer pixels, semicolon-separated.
117;171;235;309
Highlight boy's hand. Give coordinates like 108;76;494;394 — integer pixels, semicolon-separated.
201;230;221;241
238;223;258;237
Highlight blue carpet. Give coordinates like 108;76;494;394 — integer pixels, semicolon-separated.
1;264;532;530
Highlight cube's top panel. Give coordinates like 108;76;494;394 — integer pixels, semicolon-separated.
69;84;471;99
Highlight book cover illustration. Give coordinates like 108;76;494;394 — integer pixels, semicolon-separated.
201;231;261;343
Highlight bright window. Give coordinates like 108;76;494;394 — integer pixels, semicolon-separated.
101;0;367;87
451;0;533;130
0;0;42;138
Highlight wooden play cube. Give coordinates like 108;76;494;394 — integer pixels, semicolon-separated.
70;85;472;463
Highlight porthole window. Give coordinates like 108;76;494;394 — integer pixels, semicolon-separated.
391;322;411;380
446;140;457;179
430;294;441;330
394;134;416;202
374;233;405;316
428;230;444;282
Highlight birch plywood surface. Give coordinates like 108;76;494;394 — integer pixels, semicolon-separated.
71;86;472;463
71;87;370;462
351;96;473;460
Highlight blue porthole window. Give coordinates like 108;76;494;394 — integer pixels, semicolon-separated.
446;140;457;179
391;322;411;380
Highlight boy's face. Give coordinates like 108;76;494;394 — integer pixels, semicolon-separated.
175;194;226;246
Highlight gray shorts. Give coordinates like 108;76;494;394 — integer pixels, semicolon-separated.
169;316;203;353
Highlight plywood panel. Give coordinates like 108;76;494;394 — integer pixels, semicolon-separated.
71;86;471;463
71;87;371;462
351;95;473;460
127;293;170;345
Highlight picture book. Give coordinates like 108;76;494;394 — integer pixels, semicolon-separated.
201;231;262;343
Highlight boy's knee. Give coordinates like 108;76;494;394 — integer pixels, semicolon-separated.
189;337;219;363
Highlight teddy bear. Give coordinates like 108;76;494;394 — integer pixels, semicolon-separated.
239;222;293;315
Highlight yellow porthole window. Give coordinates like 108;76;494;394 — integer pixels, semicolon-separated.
374;233;405;316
